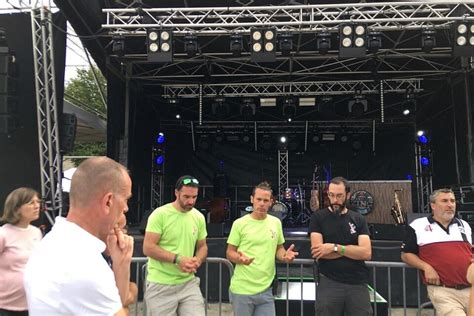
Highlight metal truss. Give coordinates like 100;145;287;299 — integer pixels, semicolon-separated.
131;51;455;82
150;173;163;211
415;143;433;213
103;2;474;35
31;2;62;224
162;79;422;98
278;150;289;199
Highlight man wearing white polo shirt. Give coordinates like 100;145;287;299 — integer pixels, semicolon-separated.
24;157;134;316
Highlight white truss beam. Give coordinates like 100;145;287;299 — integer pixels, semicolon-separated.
103;2;474;35
31;2;62;224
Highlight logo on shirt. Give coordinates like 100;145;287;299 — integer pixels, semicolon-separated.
270;229;277;239
193;226;198;236
424;225;433;232
349;222;356;234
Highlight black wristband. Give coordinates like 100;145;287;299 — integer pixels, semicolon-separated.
173;254;177;264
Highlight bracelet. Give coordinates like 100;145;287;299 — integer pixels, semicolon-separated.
173;254;180;265
340;245;346;256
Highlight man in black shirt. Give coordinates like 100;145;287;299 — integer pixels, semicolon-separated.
308;176;372;316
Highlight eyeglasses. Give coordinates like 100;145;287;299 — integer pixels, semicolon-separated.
182;178;199;185
327;192;345;200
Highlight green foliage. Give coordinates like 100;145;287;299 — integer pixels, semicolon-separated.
65;66;107;117
69;142;107;166
64;66;107;165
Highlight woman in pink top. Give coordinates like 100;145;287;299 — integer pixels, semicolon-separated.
0;188;42;316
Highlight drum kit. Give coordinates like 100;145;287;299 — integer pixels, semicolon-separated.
268;184;313;226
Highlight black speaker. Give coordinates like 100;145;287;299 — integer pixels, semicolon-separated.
60;113;77;153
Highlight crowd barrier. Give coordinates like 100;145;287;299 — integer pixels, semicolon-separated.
130;257;434;316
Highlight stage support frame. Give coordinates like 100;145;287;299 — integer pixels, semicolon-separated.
278;150;289;198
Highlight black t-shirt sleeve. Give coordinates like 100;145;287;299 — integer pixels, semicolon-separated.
401;225;418;254
308;212;321;236
356;214;370;236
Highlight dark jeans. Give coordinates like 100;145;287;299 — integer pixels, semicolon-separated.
0;309;28;316
315;274;372;316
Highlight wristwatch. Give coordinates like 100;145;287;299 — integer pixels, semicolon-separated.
333;244;338;253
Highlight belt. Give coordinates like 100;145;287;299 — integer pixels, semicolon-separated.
437;284;471;290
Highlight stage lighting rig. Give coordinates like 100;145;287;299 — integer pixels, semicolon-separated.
278;33;293;56
184;34;198;57
339;24;366;58
112;35;125;57
453;22;474;57
316;31;331;55
367;31;382;53
250;27;276;63
421;29;436;53
230;33;243;57
147;29;173;63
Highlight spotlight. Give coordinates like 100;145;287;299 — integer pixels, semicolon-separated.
421;29;436;53
241;131;251;143
282;97;296;120
312;134;320;143
156;132;165;145
418;134;428;144
316;31;331;55
215;130;226;143
230;33;243;57
348;94;368;117
278;33;293;56
240;98;256;119
402;89;417;116
167;96;179;105
339;24;366;58
212;101;230;120
367;31;382;53
147;29;173;63
420;156;430;166
112;35;125;57
155;154;165;165
340;134;349;143
260;134;272;151
184;34;198;57
250;28;276;62
417;130;425;137
151;147;165;174
453;22;474;57
280;136;287;143
198;135;211;150
175;114;181;120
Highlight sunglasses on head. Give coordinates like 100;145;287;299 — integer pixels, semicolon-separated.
182;178;199;185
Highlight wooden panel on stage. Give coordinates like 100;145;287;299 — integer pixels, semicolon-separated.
349;181;412;224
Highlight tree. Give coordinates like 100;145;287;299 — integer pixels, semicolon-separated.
64;66;107;165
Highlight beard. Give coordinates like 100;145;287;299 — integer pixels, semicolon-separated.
178;199;194;211
330;200;347;215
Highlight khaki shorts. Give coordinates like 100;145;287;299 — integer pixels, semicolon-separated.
144;277;205;316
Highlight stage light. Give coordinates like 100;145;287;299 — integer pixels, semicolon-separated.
421;29;436;53
198;135;211;150
250;27;276;63
417;130;425;137
348;93;368;116
352;139;362;151
156;132;165;145
418;135;428;144
279;33;293;56
184;34;198;57
215;130;226;143
112;35;125;57
175;114;181;120
312;134;320;143
240;98;256;118
402;88;416;116
367;31;382;53
453;22;474;57
420;156;430;166
282;97;296;120
280;136;287;143
155;154;164;165
339;24;366;58
260;134;272;151
230;33;243;57
168;96;179;104
322;133;336;141
340;134;349;143
316;31;331;55
147;29;173;63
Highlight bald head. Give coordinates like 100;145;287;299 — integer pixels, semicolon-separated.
69;157;129;210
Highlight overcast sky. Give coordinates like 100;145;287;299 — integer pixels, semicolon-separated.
1;1;92;84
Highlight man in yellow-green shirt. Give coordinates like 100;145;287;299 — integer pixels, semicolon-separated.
226;181;298;316
143;175;208;316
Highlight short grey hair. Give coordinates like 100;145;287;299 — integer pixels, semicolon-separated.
429;188;455;204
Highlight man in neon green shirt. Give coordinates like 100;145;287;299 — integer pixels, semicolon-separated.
143;175;208;316
227;181;298;316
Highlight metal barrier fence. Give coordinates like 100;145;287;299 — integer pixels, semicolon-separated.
130;257;433;316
